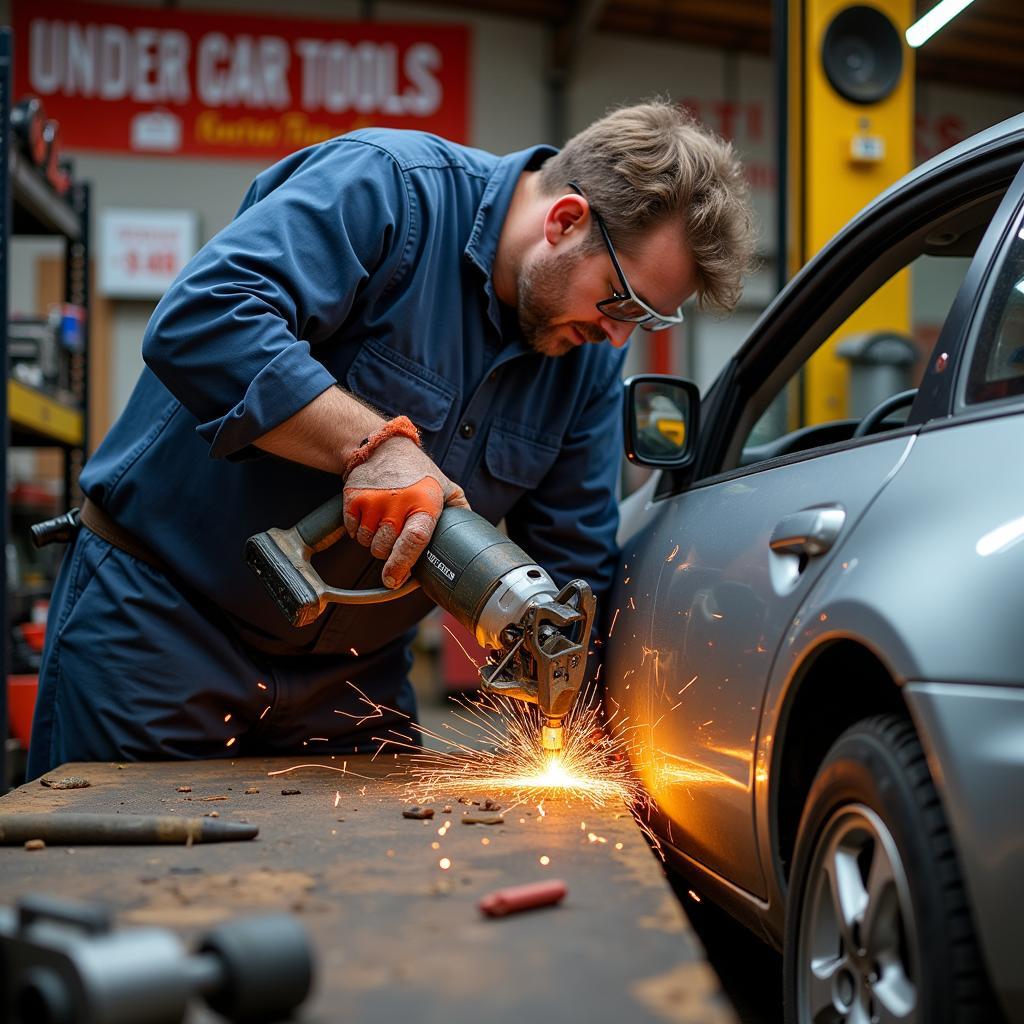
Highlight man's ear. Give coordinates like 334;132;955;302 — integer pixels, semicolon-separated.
542;193;589;247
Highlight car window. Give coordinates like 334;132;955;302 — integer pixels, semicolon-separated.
740;251;972;465
964;200;1024;406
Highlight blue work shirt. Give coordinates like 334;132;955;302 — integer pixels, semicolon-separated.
80;129;626;658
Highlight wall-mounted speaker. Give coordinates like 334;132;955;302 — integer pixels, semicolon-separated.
822;5;904;104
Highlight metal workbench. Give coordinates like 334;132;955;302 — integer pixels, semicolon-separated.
0;756;736;1023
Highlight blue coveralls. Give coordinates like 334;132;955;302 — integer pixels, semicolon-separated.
28;129;626;778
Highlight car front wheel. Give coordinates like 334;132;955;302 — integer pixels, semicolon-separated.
783;714;995;1024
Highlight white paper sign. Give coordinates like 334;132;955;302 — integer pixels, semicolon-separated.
99;208;199;298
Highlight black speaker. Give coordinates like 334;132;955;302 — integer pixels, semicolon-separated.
822;5;903;104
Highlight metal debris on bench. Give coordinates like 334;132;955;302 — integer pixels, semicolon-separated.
402;806;435;819
40;776;91;790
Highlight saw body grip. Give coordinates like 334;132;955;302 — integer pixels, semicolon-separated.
295;493;346;552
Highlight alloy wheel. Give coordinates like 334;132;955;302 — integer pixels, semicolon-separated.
796;803;919;1023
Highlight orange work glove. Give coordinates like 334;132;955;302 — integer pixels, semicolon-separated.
343;430;469;589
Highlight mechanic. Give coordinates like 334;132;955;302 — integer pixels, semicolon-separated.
28;100;755;777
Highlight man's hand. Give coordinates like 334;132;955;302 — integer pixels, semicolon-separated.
343;436;470;588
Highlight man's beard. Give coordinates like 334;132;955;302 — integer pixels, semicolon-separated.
516;248;607;357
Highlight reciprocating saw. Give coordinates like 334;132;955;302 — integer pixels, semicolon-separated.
245;500;595;752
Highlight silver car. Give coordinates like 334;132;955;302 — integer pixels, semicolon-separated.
606;114;1024;1024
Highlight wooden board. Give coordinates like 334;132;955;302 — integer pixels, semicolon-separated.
0;757;736;1024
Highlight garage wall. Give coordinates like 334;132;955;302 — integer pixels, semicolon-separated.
3;0;1022;421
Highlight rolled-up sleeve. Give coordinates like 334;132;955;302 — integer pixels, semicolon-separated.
505;348;626;654
142;140;411;460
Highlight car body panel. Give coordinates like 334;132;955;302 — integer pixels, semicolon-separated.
758;413;1024;1022
607;434;914;897
779;415;1024;689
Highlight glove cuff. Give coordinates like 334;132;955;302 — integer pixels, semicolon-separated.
344;415;421;478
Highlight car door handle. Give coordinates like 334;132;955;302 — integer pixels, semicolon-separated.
770;506;846;557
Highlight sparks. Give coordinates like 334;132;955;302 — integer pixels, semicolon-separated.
333;680;411;727
678;675;698;695
539;855;550;865
225;737;236;748
441;622;481;669
257;681;268;690
267;763;372;780
395;687;642;810
439;857;451;870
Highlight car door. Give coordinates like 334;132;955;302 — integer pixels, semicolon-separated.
609;430;912;898
605;125;1024;900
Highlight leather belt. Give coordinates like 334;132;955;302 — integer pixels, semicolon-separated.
78;498;171;575
76;499;360;658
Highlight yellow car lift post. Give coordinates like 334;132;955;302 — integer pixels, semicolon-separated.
782;0;915;424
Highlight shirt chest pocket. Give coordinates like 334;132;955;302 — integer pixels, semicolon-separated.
470;419;561;520
345;339;456;437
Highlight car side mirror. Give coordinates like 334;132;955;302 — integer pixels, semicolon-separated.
623;374;700;468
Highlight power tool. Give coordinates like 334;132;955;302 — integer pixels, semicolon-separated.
1;892;312;1024
245;500;595;752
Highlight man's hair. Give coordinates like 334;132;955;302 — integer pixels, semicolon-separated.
536;99;756;312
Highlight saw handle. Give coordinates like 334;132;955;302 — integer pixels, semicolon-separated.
292;492;420;602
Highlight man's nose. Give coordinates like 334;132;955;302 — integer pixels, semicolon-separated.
598;317;633;348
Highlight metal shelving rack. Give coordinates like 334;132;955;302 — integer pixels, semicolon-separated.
1;27;90;791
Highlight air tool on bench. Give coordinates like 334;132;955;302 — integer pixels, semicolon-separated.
1;893;312;1024
246;500;595;752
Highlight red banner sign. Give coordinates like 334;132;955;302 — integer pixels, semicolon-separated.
12;1;469;159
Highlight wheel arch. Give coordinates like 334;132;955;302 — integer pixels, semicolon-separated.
770;637;905;887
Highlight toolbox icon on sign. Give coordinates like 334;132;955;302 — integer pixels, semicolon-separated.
131;109;182;153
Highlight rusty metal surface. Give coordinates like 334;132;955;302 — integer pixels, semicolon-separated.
0;757;736;1023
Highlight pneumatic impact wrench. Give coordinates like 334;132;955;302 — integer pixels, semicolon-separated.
245;498;595;752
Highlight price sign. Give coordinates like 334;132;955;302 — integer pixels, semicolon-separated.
99;208;199;298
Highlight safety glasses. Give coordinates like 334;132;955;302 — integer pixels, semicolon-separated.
568;181;685;332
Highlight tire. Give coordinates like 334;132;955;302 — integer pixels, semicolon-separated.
783;714;997;1024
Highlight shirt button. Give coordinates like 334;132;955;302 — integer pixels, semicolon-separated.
460;422;475;439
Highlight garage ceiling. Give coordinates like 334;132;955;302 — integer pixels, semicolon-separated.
431;0;1023;96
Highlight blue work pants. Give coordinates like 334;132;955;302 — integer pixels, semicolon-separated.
27;529;418;779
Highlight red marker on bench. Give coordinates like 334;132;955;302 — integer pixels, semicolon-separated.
479;880;568;917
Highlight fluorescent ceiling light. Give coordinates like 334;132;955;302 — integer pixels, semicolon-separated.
906;0;978;48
